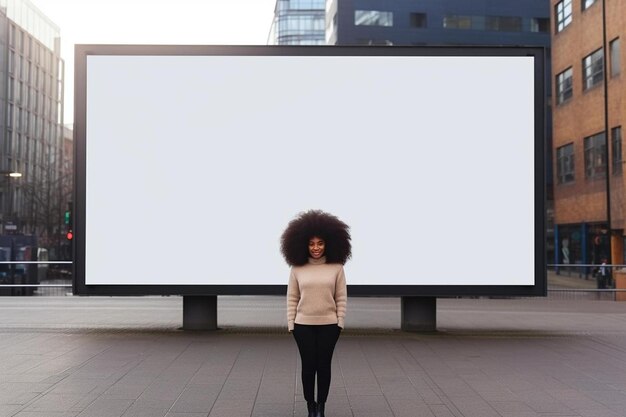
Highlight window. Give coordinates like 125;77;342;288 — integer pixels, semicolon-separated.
610;38;620;77
443;15;472;29
556;67;573;104
555;0;572;33
583;48;604;90
612;126;622;174
584;132;607;179
582;0;597;10
354;10;393;27
21;82;27;105
557;143;575;184
410;13;427;28
486;16;522;32
530;18;550;33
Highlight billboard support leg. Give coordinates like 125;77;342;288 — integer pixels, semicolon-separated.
401;296;436;332
183;295;217;330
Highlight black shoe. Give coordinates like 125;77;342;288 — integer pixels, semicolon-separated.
315;402;325;417
307;401;316;417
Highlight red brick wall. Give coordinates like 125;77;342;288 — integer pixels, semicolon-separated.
552;0;625;231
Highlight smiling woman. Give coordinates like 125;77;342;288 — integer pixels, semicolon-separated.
281;209;351;417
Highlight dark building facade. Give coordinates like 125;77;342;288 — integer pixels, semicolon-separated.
0;0;65;256
326;0;550;46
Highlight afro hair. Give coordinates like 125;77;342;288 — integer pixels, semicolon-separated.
280;209;352;266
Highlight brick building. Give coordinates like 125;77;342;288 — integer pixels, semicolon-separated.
552;0;624;269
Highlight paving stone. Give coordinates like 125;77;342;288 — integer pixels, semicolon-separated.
165;413;207;417
250;402;293;417
75;398;134;417
169;384;220;413
23;393;84;412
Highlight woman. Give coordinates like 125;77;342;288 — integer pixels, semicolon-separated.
281;209;351;417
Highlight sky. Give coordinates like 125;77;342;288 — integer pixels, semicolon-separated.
29;0;278;125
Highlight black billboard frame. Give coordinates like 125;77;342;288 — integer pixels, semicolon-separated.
73;44;546;298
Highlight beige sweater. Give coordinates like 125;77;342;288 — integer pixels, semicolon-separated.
287;256;347;331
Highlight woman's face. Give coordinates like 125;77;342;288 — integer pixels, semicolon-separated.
308;236;325;259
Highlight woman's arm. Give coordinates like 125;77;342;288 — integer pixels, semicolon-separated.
335;267;347;329
286;269;299;331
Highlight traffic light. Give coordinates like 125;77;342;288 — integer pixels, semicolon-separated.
65;202;73;241
65;202;73;227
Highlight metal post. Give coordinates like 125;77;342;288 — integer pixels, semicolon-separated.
555;225;560;275
582;222;588;278
182;295;218;330
401;296;436;332
601;0;613;267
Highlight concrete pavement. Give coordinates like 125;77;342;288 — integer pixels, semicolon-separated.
0;296;625;416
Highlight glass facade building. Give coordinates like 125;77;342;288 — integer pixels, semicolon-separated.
269;0;325;45
0;0;65;254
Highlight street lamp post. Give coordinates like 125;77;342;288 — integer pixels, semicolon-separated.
0;170;22;295
1;170;22;234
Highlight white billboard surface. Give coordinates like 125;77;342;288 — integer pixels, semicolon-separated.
85;55;535;286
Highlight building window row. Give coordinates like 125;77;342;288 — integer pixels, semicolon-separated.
353;11;548;32
557;127;623;184
556;0;600;34
442;14;548;32
277;15;325;35
277;0;325;11
8;54;59;99
9;27;57;73
556;40;620;105
6;104;57;142
7;81;59;123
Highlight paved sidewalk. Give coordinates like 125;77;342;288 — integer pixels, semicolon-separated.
0;296;626;417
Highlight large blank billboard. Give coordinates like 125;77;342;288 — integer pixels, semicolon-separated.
74;45;545;296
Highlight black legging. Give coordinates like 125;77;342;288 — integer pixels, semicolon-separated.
292;323;341;403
